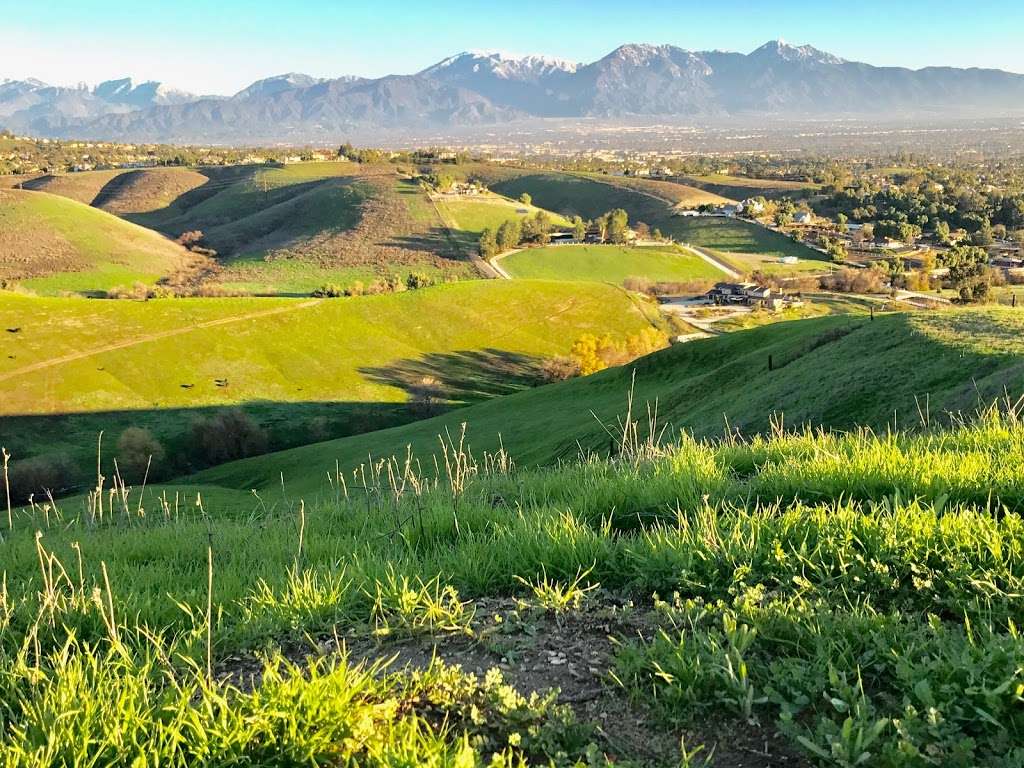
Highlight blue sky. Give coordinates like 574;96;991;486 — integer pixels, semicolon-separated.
3;0;1022;94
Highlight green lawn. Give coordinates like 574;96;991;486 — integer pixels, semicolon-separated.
500;244;724;283
0;279;654;482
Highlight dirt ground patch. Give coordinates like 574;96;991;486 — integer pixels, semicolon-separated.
222;595;807;767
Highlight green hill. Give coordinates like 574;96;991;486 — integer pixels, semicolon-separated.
0;189;193;295
0;279;654;485
185;306;1024;502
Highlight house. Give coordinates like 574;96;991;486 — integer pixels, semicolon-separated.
584;226;604;244
706;282;759;304
677;209;701;217
548;232;579;246
718;203;743;217
706;282;794;310
793;211;814;225
742;198;765;214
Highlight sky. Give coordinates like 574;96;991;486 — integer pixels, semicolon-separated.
3;0;1023;94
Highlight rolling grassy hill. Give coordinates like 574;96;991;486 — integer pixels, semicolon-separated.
499;244;724;283
181;306;1024;503
0;189;193;294
0;279;655;485
130;164;479;294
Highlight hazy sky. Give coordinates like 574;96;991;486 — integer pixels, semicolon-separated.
3;0;1023;94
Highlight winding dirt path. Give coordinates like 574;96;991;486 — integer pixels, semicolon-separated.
0;299;321;384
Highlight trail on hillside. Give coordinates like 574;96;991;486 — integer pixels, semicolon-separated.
0;299;321;383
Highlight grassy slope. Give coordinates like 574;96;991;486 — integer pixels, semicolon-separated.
94;167;210;214
679;173;821;200
0;189;190;294
0;280;653;475
500;244;723;283
189;306;1024;500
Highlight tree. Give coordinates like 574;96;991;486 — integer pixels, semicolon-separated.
934;220;951;245
603;208;629;244
496;219;522;252
518;192;532;206
836;213;848;233
116;427;165;483
478;227;498;258
971;221;994;247
944;245;991;302
571;216;586;242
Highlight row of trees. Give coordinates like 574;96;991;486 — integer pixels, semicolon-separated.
478;207;631;258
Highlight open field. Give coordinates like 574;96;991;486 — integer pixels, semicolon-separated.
0;280;654;485
2;385;1023;765
500;244;724;283
667;217;831;272
0;189;193;295
679;173;821;200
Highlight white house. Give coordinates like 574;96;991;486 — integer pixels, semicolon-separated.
794;211;814;225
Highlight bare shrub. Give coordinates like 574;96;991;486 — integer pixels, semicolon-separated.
820;266;888;293
116;427;165;483
541;356;581;382
4;454;75;503
189;410;268;466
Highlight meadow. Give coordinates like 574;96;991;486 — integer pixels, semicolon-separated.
435;193;570;253
1;396;1022;766
0;280;654;485
500;244;724;283
667;217;830;272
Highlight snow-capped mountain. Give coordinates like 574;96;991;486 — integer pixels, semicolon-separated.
6;40;1024;142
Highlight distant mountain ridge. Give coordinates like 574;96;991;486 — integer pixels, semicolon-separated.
5;40;1024;142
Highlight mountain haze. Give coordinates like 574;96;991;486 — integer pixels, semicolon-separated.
5;41;1024;141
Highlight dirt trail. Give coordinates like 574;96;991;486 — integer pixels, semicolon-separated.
0;299;321;383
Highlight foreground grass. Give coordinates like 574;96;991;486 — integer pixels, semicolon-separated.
2;409;1024;765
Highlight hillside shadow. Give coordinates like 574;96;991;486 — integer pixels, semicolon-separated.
0;398;445;498
360;348;548;406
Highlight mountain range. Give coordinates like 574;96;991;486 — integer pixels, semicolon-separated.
5;41;1024;143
